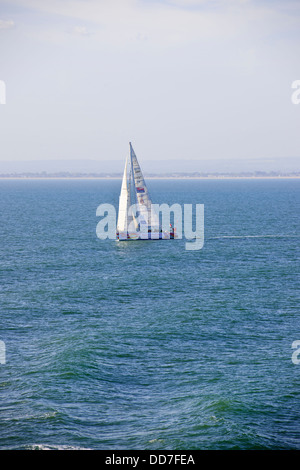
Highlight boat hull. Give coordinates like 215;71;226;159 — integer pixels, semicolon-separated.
116;231;176;241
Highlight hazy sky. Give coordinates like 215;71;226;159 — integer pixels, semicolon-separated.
0;0;300;165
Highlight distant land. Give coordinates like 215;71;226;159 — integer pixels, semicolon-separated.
0;157;299;178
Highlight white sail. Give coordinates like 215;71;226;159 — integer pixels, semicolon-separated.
117;152;139;239
117;155;130;236
129;142;160;232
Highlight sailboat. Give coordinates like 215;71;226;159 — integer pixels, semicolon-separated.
116;142;176;241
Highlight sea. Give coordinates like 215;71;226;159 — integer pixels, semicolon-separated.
0;177;299;450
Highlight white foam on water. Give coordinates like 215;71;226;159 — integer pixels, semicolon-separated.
209;234;299;240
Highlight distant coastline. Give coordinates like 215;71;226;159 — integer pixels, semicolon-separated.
0;172;299;180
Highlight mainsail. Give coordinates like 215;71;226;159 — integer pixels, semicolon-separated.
129;142;159;233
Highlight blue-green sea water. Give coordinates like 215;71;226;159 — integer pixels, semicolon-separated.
0;178;299;450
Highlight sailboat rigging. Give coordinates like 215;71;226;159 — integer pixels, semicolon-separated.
116;142;176;241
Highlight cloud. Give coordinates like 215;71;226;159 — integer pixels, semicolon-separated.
72;25;91;36
0;19;15;30
6;0;300;50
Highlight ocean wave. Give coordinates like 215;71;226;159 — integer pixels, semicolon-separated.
209;234;300;240
22;444;92;450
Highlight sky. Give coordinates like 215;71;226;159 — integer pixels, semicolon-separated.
0;0;300;171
